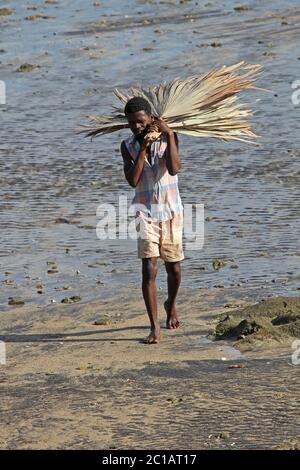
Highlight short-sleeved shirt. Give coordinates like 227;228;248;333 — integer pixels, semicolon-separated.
123;133;183;222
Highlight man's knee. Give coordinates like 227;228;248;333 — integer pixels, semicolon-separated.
165;261;181;276
142;258;158;282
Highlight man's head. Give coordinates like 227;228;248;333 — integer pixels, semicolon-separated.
124;96;153;138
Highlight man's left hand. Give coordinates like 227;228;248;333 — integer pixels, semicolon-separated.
152;116;173;135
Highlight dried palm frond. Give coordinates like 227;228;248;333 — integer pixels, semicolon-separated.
78;61;264;144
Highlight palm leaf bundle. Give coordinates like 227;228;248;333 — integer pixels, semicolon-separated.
79;61;264;145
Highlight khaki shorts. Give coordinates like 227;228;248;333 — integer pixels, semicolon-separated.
136;211;184;262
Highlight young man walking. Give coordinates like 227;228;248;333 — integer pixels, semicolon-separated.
120;97;184;344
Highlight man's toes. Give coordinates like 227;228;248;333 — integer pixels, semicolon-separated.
142;336;152;344
142;334;159;344
148;338;159;344
167;318;180;329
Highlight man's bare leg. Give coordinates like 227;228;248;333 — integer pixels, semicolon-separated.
164;261;181;329
141;257;161;344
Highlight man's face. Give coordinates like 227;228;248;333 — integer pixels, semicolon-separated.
126;110;152;138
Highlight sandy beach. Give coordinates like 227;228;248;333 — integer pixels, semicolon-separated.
0;286;299;449
1;0;300;450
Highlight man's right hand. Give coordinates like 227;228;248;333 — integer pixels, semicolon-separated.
141;123;161;149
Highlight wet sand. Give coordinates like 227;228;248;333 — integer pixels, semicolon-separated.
1;0;300;450
0;287;299;449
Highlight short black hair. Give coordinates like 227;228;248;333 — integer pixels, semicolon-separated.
124;96;152;116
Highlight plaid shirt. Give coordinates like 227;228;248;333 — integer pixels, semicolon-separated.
124;133;183;222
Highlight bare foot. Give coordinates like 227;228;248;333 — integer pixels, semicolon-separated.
164;300;180;329
141;327;161;344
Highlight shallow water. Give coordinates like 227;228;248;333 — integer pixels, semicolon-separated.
0;0;299;310
192;336;245;359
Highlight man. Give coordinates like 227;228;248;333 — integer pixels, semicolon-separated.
120;96;184;344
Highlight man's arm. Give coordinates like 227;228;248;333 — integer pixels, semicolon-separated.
120;140;148;188
153;117;181;176
164;131;180;176
120;124;160;187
